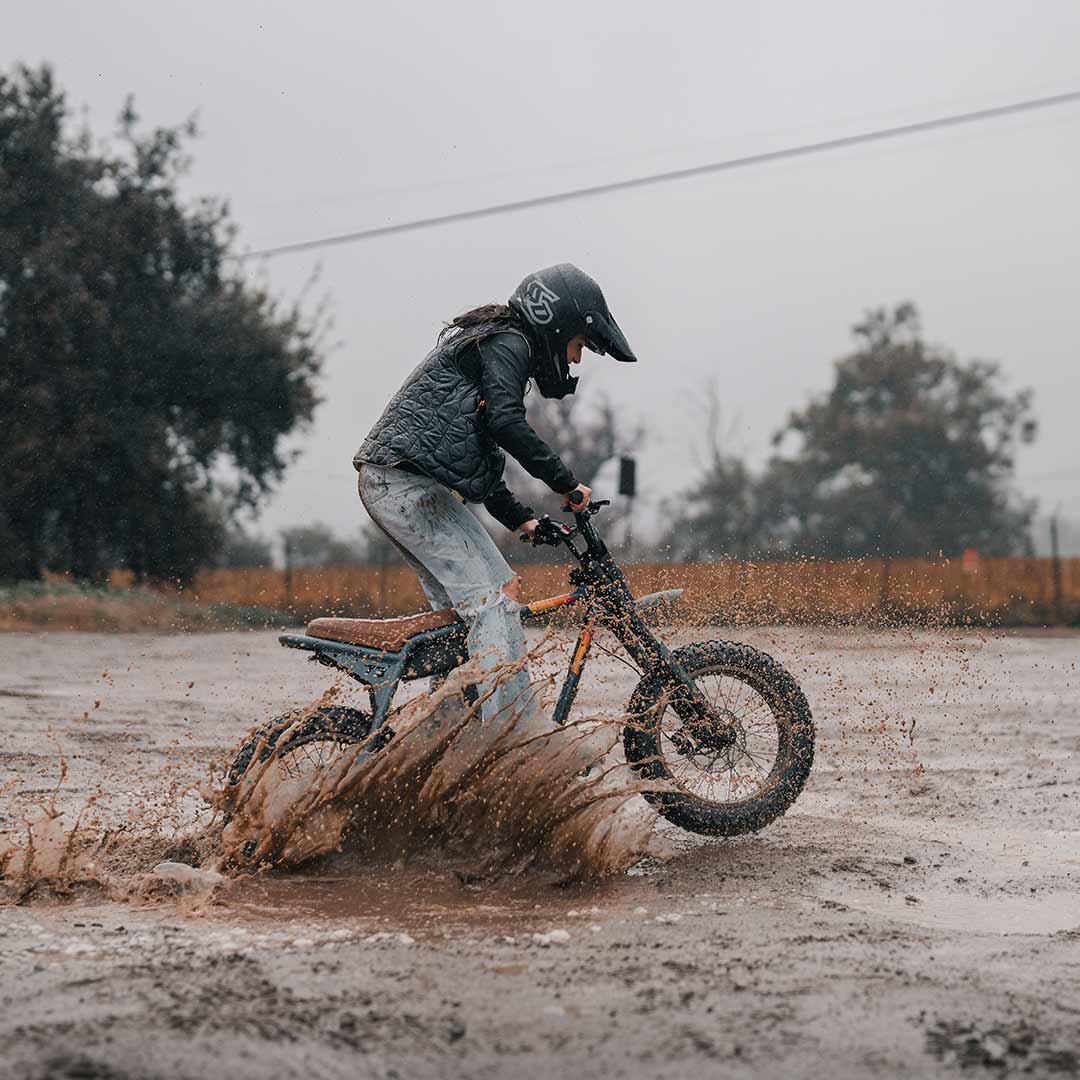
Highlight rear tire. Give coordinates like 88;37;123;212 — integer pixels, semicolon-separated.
226;705;372;786
623;640;814;836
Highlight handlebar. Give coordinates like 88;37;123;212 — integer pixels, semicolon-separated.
520;496;610;548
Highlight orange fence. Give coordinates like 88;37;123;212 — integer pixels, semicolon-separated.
185;557;1080;626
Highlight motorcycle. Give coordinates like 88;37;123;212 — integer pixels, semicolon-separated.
227;493;814;837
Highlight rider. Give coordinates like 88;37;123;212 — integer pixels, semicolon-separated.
354;263;637;731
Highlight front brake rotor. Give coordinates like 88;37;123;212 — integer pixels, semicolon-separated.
671;709;740;756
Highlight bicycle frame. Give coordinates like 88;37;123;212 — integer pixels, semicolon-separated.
278;504;703;740
526;507;705;726
522;582;685;725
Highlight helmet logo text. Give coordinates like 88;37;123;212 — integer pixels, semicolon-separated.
519;279;560;325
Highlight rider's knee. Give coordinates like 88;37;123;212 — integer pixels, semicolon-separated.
457;581;520;621
501;575;522;602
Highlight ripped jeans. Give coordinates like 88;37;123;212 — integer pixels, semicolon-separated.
357;463;542;732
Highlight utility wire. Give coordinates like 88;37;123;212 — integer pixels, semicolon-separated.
238;88;1080;260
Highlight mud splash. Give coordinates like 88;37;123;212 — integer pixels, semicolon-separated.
0;792;226;906
1;619;1012;908
216;654;665;883
2;641;666;903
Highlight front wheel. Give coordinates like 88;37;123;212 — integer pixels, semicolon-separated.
624;640;814;836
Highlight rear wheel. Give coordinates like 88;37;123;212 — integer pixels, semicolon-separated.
624;641;814;836
226;705;372;786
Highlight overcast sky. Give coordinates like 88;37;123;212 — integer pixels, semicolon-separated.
12;1;1080;550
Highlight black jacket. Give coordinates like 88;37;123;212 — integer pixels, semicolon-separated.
354;329;577;530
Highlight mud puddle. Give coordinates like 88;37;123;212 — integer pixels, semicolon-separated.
219;863;658;939
815;887;1080;935
4;627;1079;1080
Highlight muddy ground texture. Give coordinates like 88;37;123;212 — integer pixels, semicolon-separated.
1;625;1078;1080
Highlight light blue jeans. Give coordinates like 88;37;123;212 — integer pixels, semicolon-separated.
357;463;542;731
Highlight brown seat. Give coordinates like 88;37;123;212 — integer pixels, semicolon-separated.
306;609;463;652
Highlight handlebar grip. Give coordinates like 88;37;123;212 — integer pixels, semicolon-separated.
567;489;585;506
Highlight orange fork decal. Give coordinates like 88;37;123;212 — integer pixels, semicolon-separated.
571;624;594;675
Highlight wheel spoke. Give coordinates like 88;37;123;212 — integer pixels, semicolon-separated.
719;673;737;714
728;677;747;717
654;669;781;805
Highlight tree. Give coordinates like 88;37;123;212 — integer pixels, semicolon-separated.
281;524;363;569
0;65;324;583
760;303;1037;557
216;524;274;568
498;388;646;561
663;382;766;560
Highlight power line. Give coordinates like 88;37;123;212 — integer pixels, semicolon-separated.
238;88;1080;260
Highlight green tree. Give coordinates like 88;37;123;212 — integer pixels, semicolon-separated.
0;65;323;583
761;303;1037;557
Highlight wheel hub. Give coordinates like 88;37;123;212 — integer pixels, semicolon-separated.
673;708;740;755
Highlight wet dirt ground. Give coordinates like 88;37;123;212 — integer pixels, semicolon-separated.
1;625;1078;1079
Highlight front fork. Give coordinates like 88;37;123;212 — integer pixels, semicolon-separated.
552;622;595;725
550;603;734;749
606;606;737;748
544;548;732;744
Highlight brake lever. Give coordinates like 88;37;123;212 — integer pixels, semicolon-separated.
520;514;575;547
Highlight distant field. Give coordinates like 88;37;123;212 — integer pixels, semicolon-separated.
190;556;1080;626
3;556;1078;630
0;581;286;633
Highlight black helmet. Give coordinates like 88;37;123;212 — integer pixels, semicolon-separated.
508;264;637;399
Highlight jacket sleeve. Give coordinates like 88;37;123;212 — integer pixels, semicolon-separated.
483;479;535;532
478;333;579;493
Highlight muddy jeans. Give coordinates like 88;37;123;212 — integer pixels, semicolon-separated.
357;463;542;732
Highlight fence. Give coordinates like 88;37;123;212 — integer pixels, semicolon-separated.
185;556;1080;626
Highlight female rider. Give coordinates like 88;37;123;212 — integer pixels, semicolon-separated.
354;263;637;731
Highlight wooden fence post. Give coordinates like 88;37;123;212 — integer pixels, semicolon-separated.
283;536;293;614
1051;513;1064;624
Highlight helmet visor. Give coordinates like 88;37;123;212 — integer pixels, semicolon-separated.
584;310;637;363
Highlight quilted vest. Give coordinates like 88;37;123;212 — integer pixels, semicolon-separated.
354;328;531;503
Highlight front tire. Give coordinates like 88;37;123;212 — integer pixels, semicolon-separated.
624;640;814;836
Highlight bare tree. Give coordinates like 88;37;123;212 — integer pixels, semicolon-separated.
496;389;646;562
663;381;764;561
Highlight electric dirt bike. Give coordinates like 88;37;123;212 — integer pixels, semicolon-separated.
227;494;815;837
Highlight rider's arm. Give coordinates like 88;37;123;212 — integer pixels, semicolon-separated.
477;333;579;493
483;479;535;532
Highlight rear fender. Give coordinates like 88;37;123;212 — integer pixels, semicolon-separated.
278;633;402;685
279;620;469;684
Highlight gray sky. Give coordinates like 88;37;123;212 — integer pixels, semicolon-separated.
12;1;1080;549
